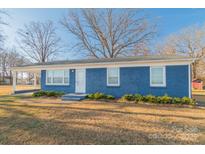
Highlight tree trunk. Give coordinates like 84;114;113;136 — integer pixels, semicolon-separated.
10;70;12;85
192;61;198;79
2;70;5;84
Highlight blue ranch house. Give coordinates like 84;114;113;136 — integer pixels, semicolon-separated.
12;56;193;99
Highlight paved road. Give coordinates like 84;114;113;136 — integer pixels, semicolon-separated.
193;95;205;107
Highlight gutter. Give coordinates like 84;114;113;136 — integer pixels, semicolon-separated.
11;58;194;72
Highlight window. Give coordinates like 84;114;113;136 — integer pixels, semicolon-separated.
46;70;69;85
150;66;166;87
53;70;64;84
64;70;69;84
107;68;120;86
46;71;52;84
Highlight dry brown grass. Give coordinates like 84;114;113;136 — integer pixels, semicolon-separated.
192;90;205;96
0;95;205;145
0;85;40;96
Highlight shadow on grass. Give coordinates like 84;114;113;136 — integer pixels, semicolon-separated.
0;99;14;103
0;105;149;144
0;103;202;144
1;102;205;120
0;95;33;100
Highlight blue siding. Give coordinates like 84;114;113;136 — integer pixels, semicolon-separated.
86;65;189;98
41;65;189;98
41;70;75;93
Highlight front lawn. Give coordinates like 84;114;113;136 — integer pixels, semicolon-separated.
0;85;40;96
0;95;204;144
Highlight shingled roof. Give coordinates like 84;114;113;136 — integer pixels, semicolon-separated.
18;55;192;67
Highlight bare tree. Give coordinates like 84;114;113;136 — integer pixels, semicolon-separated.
0;48;28;84
0;50;8;83
17;21;61;63
0;10;9;51
61;9;156;58
157;24;205;79
156;35;178;56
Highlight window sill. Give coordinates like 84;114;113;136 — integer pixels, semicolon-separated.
46;83;70;86
150;85;166;88
107;85;120;87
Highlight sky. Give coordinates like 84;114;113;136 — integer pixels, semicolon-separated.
2;8;205;60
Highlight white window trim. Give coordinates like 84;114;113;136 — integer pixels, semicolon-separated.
150;66;166;87
107;67;120;86
46;70;70;86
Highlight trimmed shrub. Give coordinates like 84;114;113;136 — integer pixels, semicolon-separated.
106;95;115;100
93;92;105;99
134;94;144;103
172;97;182;104
86;94;93;99
158;95;172;104
32;91;65;97
46;91;56;97
122;94;135;101
143;95;157;103
120;94;196;105
46;91;64;97
181;97;196;105
86;92;115;100
32;90;47;97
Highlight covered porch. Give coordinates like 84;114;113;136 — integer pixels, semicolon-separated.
11;68;41;94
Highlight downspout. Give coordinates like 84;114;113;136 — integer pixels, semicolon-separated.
189;58;195;98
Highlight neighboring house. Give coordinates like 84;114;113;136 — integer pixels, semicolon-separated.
0;67;12;85
0;76;11;85
11;56;193;98
192;79;203;90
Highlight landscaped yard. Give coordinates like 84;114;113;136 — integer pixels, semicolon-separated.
0;95;205;144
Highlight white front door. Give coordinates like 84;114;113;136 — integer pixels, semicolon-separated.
75;69;86;93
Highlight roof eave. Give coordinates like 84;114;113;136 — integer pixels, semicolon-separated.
11;58;194;72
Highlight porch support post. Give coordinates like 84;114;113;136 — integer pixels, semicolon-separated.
34;72;37;88
12;71;16;94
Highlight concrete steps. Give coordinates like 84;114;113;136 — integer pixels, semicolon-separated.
61;93;87;101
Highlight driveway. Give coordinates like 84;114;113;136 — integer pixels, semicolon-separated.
193;95;205;107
